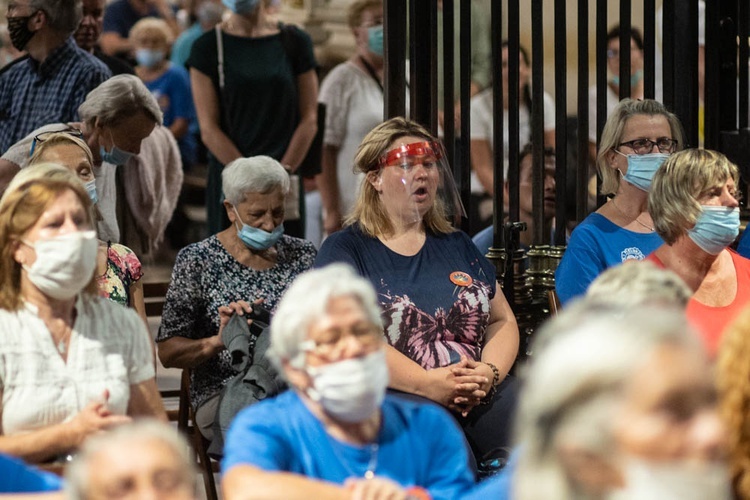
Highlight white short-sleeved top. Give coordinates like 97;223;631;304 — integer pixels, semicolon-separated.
318;62;383;217
469;89;556;193
0;295;154;436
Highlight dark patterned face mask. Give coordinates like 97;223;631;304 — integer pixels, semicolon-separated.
7;13;37;51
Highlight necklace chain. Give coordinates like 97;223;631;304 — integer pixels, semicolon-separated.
610;197;654;232
329;439;379;479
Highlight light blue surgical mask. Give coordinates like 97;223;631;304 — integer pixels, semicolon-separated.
688;206;740;255
233;207;284;251
135;48;165;68
611;69;644;87
367;25;383;57
617;152;669;191
100;130;134;166
221;0;258;15
84;179;98;204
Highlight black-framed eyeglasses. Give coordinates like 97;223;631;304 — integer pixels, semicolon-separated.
29;128;84;156
618;138;678;155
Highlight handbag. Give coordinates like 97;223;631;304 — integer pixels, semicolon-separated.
284;173;301;220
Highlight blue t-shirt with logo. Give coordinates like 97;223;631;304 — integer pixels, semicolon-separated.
555;212;663;304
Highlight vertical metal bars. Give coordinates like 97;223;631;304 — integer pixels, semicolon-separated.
507;0;521;224
531;0;545;244
577;0;590;223
490;0;504;248
642;0;656;99
618;0;631;99
383;0;406;119
553;0;568;244
458;0;472;233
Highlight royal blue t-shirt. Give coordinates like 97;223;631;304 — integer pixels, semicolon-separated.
315;225;497;369
223;391;475;500
736;228;750;259
144;64;197;166
102;0;159;38
554;213;663;304
0;454;62;493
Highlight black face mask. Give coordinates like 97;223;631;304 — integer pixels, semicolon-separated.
7;13;37;51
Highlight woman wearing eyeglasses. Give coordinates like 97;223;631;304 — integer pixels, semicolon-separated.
315;118;520;466
555;98;685;304
222;264;474;499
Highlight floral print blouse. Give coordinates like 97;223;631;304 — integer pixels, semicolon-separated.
96;242;143;307
156;234;317;410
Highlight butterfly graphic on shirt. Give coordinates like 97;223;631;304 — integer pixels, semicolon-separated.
380;281;491;369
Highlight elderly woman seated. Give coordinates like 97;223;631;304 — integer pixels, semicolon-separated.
465;303;728;500
646;148;750;357
28;134;148;324
0;166;165;464
65;420;197;500
157;156;316;441
222;264;475;500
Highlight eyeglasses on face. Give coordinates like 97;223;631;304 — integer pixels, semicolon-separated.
29;128;84;156
617;138;678;155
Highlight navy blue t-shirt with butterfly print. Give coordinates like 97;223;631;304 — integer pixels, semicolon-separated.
315;225;497;370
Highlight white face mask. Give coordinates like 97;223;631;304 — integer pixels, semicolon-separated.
21;230;98;300
305;349;389;423
608;459;731;500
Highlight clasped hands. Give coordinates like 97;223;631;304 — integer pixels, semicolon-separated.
425;356;495;417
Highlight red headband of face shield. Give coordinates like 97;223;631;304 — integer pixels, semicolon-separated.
376;141;444;170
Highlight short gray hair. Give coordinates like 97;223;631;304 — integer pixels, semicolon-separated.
585;261;691;309
514;304;697;500
222;156;290;206
268;264;383;371
78;75;163;129
64;420;197;500
31;0;82;36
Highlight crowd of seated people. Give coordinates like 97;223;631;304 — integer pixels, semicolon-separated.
2;0;750;497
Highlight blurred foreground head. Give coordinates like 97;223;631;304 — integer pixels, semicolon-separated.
514;303;728;500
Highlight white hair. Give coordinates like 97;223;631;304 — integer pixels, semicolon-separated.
514;303;698;500
268;264;383;371
585;261;692;309
222;156;290;206
78;75;163;129
64;420;196;500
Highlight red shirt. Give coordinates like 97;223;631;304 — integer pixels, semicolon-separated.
646;250;750;358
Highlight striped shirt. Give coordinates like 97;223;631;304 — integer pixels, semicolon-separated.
0;37;111;153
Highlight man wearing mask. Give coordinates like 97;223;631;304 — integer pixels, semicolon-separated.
0;0;111;154
74;0;135;75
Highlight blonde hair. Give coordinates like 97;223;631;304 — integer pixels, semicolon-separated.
596;98;684;195
129;17;174;46
346;117;454;238
717;307;750;500
347;0;382;30
29;132;95;171
649;148;739;245
0;164;96;310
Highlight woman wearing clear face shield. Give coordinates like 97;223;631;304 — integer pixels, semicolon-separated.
316;117;520;466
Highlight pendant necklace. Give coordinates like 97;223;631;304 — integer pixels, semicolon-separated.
329;438;379;479
610;197;655;232
55;328;72;355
